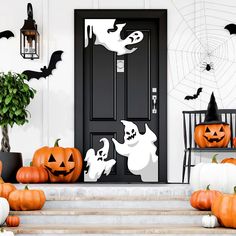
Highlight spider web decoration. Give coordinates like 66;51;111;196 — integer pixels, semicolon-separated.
169;0;236;109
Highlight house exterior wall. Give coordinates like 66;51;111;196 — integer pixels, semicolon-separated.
0;0;236;182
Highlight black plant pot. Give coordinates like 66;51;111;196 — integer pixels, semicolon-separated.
0;152;23;183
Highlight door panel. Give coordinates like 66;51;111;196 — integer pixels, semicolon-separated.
75;10;167;183
92;46;117;120
125;30;151;121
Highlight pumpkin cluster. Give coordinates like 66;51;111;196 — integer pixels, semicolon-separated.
0;159;47;230
0;182;46;229
190;155;236;229
190;154;236;194
0;183;46;211
191;185;236;229
15;139;83;183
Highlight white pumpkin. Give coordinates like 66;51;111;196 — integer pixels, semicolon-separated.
0;198;9;225
190;162;236;193
202;215;219;228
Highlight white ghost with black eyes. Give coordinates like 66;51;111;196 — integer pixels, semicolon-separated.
112;120;158;182
84;138;116;182
85;19;144;55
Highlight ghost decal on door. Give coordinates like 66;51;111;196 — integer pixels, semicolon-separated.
85;19;144;55
84;138;116;182
112;120;158;182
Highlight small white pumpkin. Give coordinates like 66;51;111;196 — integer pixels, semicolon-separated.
202;215;219;228
0;198;9;225
0;228;14;236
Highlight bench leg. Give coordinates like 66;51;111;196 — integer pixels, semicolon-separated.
187;150;192;183
182;151;187;183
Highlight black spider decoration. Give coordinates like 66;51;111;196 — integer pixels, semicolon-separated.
201;62;214;72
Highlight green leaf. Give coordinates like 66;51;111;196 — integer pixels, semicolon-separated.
23;84;29;92
2;106;9;113
15;109;22;116
13;99;19;105
5;95;12;105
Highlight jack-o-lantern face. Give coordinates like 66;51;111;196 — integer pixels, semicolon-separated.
194;124;231;148
32;139;83;182
45;153;75;177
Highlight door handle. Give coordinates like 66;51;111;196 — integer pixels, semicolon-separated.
117;60;124;73
152;95;157;114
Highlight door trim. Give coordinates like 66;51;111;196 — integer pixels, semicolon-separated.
74;10;167;183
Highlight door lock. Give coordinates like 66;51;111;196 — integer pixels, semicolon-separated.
152;95;157;114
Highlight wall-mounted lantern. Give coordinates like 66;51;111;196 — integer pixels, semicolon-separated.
20;3;40;60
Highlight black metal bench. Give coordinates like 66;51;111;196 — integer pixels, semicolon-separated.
182;109;236;183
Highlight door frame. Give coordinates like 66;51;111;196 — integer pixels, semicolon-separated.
74;10;167;183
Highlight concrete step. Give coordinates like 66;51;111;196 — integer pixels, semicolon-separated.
14;184;191;201
44;199;191;209
9;224;236;235
10;209;208;225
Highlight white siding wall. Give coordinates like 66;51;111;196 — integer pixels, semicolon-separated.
1;0;236;182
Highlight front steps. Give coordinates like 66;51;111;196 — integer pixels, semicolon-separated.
11;209;206;225
7;184;236;235
9;224;236;236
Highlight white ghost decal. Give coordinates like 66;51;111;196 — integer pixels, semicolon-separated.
85;19;144;55
112;120;158;182
84;138;116;182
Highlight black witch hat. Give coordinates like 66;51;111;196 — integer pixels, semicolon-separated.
197;92;228;125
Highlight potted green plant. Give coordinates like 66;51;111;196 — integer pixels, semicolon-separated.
0;72;36;182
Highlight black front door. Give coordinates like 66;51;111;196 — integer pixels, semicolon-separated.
75;10;167;183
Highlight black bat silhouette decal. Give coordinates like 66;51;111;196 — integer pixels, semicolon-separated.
225;24;236;35
0;30;14;39
22;50;63;80
184;87;203;100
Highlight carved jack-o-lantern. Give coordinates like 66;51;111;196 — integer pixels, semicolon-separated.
194;93;231;148
194;124;231;148
32;139;83;182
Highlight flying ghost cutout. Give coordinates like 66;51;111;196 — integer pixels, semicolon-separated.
85;19;144;55
84;138;116;182
112;120;158;182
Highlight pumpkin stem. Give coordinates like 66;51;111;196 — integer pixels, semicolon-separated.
54;139;61;147
206;184;210;190
234;186;236;194
0;177;4;184
212;154;218;163
0;228;4;233
25;185;29;190
30;161;33;167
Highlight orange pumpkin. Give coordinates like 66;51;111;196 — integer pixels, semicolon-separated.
32;139;83;182
16;166;48;183
212;186;236;228
233;137;236;148
221;158;236;165
190;185;222;210
0;161;4;184
0;183;16;200
194;123;231;148
8;185;46;211
6;216;20;227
